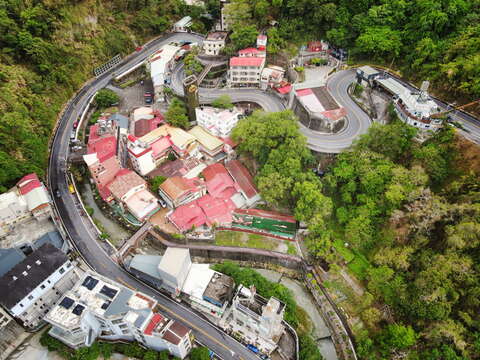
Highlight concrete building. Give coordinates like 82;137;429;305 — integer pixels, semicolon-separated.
0;173;52;238
228;56;265;88
290;84;347;133
203;31;228;56
157;248;192;296
128;250;234;324
45;272;192;359
0;306;25;358
260;66;285;90
173;16;192;32
158;176;206;208
148;44;182;99
127;124;200;177
188;125;226;161
0;243;80;329
195;106;243;138
257;35;267;51
108;169;160;222
375;78;442;130
356;66;381;87
219;285;285;355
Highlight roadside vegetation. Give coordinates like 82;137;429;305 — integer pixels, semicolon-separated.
165;97;189;129
0;0;203;191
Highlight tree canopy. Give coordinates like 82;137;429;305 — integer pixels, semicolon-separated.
165;97;189;129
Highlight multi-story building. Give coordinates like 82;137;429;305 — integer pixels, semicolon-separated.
195;106;243;138
375;77;442;130
0;306;25;358
228;56;265;88
188;126;226;162
108;169;160;222
45;271;193;359
128;249;234;324
220;0;231;31
158;176;206;208
0;173;52;237
219;285;285;355
149;44;182;99
0;243;80;329
203;32;228;56
127;125;200;177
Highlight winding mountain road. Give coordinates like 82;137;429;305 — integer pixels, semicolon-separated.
171;63;371;153
48;32;262;360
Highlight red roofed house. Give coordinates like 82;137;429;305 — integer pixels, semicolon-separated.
202;163;239;200
168;193;237;232
158;176;206;208
168;201;208;232
83;153;121;202
229;56;265;88
238;47;262;57
87;124;118;163
143;316;192;359
225;160;261;206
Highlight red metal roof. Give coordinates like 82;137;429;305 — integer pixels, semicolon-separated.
234;208;296;223
87;135;117;163
230;57;264;67
202;163;237;199
276;84;292;95
17;173;42;195
296;88;313;97
144;313;164;336
225;160;258;199
169;201;208;231
238;47;260;55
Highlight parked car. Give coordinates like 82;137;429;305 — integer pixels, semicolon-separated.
158;198;167;208
73;120;79;129
144;92;153;104
246;344;259;354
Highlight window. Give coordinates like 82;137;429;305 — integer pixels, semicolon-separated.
59;267;65;274
28;295;33;300
19;304;24;308
40;285;45;290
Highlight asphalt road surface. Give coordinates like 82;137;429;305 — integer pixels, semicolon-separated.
48;32;259;360
171;63;372;153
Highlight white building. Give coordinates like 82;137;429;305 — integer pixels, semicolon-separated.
157;248;192;296
46;271;193;359
195;106;243;137
229;56;265;88
128;249;235;324
260;66;285;90
148;44;182;99
257;34;267;51
219;285;285;355
203;31;228;56
376;78;442;130
0;243;80;329
173;16;192;32
0;173;52;237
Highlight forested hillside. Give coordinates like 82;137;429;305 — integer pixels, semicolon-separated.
225;0;480;100
233;110;480;359
0;0;197;191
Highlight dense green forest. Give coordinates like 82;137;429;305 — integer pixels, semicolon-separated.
0;0;196;191
225;0;480;100
233;109;480;359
